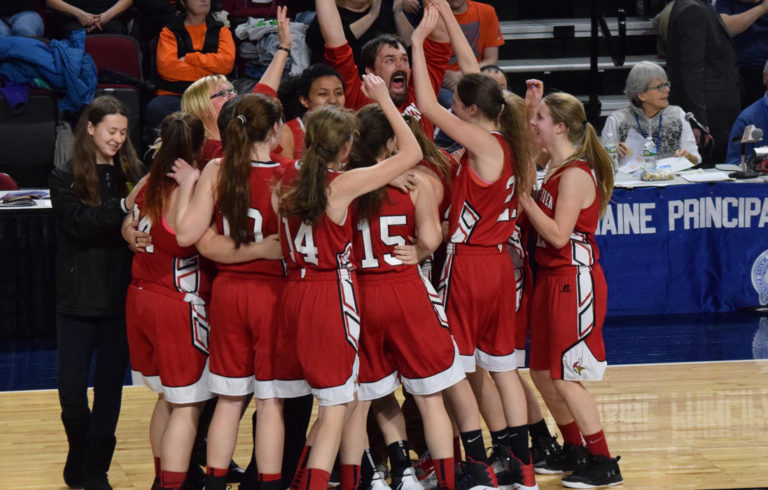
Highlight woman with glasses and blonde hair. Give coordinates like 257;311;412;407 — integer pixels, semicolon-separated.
181;75;238;167
600;60;700;164
180;6;294;168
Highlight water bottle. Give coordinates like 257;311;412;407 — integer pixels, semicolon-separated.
642;136;657;173
604;143;619;173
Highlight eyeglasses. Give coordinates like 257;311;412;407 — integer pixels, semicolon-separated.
647;81;671;91
210;88;236;99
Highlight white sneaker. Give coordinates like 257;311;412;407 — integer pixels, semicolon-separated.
395;467;425;490
371;470;392;490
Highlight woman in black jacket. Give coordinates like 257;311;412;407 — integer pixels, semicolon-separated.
49;95;145;490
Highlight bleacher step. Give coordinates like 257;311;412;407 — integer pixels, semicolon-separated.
500;17;656;41
498;54;663;74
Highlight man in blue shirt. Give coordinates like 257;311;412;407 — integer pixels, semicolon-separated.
717;0;768;108
726;60;768;165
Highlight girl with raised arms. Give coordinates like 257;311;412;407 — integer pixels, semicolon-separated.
412;4;538;489
271;73;421;490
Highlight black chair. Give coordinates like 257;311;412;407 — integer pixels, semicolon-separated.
85;34;145;153
0;93;58;188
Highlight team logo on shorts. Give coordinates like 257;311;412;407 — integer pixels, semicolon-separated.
751;249;768;305
572;359;585;376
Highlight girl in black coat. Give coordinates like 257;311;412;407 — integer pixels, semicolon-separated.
49;95;145;490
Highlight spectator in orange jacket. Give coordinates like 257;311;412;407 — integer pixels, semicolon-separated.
144;0;235;149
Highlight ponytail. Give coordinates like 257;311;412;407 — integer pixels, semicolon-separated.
220;94;283;247
144;112;205;225
348;104;393;218
498;92;535;195
543;92;614;217
278;105;358;223
580;122;614;217
403;114;452;184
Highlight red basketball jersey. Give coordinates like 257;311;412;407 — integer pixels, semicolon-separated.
287;118;306;160
352;187;415;274
131;188;213;299
279;163;354;271
445;132;517;246
534;160;601;268
214;160;286;276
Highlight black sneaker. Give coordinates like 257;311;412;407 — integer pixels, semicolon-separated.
488;447;538;489
489;447;512;486
543;443;589;475
531;436;562;474
455;457;498;490
561;455;622;489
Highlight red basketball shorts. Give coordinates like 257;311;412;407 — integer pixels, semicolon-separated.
126;282;211;403
357;268;464;400
208;271;284;398
529;265;608;380
272;268;359;406
438;243;518;373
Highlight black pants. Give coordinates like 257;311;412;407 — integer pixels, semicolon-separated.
57;313;129;437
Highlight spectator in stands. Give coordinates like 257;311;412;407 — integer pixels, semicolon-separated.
305;0;396;69
181;75;237;167
666;0;740;165
717;0;768;109
144;0;235;149
46;0;133;38
726;59;768;165
601;61;701;164
179;6;292;167
480;64;509;92
49;95;145;490
0;1;44;37
315;0;453;139
438;0;504;108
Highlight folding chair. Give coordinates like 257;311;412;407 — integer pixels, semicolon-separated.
85;34;144;153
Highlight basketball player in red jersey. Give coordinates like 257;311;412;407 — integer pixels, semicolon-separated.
412;5;538;489
169;94;289;490
343;103;465;490
276;63;346;161
125;112;214;490
271;74;422;490
521;92;622;488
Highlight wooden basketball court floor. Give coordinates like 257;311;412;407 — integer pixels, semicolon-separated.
1;361;767;489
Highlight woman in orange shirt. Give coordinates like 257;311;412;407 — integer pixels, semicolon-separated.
144;0;235;147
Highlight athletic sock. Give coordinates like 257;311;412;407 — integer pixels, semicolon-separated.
160;470;187;490
460;430;487;463
303;468;331;490
259;472;283;490
433;457;455;490
584;430;611;458
204;466;229;490
359;448;376;490
340;464;361;490
558;422;583;446
387;440;412;481
527;419;553;441
452;436;462;461
290;445;311;490
506;425;530;463
490;428;511;449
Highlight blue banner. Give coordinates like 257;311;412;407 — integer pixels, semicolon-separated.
595;182;768;316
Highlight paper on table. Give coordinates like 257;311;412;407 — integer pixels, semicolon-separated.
680;170;732;182
656;156;694;173
618;128;646;173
